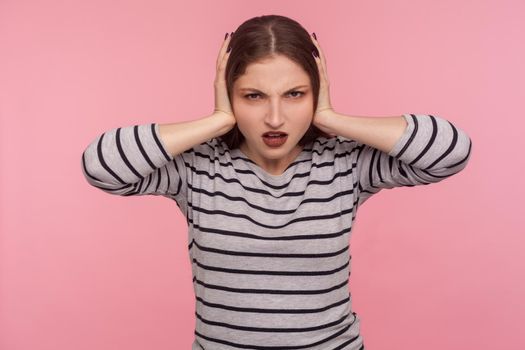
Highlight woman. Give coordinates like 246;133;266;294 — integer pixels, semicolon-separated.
81;15;472;350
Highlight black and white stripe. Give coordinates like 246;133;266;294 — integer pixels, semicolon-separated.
82;113;472;349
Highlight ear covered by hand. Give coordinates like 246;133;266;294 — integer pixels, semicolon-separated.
213;32;237;134
310;32;337;138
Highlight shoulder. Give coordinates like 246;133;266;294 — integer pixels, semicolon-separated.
184;137;230;161
311;135;358;154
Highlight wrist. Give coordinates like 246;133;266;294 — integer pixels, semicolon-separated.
314;109;339;135
209;112;236;136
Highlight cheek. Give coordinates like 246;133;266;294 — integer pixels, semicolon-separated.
233;104;262;128
232;111;256;136
294;102;314;124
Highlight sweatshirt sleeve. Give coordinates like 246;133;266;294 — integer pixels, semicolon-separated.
80;122;189;215
351;113;473;206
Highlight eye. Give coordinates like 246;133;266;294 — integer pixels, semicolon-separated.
244;91;305;100
245;93;261;100
289;91;304;98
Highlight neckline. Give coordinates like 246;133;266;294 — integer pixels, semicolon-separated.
234;141;313;181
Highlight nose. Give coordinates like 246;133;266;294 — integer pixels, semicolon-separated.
264;100;285;128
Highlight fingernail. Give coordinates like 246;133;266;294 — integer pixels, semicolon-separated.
312;32;317;40
312;49;318;58
224;32;229;40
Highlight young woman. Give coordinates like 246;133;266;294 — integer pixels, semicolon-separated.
81;15;472;350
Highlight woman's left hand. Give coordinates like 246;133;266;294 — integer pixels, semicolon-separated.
310;33;337;137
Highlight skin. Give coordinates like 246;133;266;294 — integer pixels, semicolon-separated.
162;32;407;178
232;55;315;175
222;32;335;176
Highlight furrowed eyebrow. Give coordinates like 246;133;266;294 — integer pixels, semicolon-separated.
238;85;309;93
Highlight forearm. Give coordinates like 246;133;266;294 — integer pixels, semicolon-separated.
317;111;408;154
158;113;235;157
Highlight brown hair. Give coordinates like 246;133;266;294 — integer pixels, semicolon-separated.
218;14;331;150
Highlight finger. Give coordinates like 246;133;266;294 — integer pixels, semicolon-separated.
311;33;329;80
216;33;227;67
216;32;233;69
310;34;323;68
312;46;327;83
219;34;233;72
216;33;230;69
311;33;327;67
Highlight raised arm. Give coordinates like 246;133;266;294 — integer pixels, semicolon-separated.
318;112;473;206
80;113;235;212
81;31;237;202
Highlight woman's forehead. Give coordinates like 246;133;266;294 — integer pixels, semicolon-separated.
243;55;304;73
235;58;310;92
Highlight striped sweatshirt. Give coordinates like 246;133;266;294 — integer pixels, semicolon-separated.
81;113;472;350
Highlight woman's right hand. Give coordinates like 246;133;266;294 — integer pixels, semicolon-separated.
213;32;236;134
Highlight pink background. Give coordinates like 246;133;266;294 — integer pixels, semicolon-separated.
1;0;523;349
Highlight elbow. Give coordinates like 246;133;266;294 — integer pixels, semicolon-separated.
81;151;129;194
457;136;473;172
423;134;472;181
81;151;104;186
444;122;473;172
439;135;473;176
453;133;473;171
81;152;105;190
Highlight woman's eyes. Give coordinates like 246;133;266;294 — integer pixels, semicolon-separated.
244;91;305;100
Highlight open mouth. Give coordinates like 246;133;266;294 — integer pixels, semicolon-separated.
262;131;288;147
262;131;288;138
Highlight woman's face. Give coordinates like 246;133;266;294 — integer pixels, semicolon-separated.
232;54;314;175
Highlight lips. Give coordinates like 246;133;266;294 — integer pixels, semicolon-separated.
262;132;288;147
262;131;288;137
